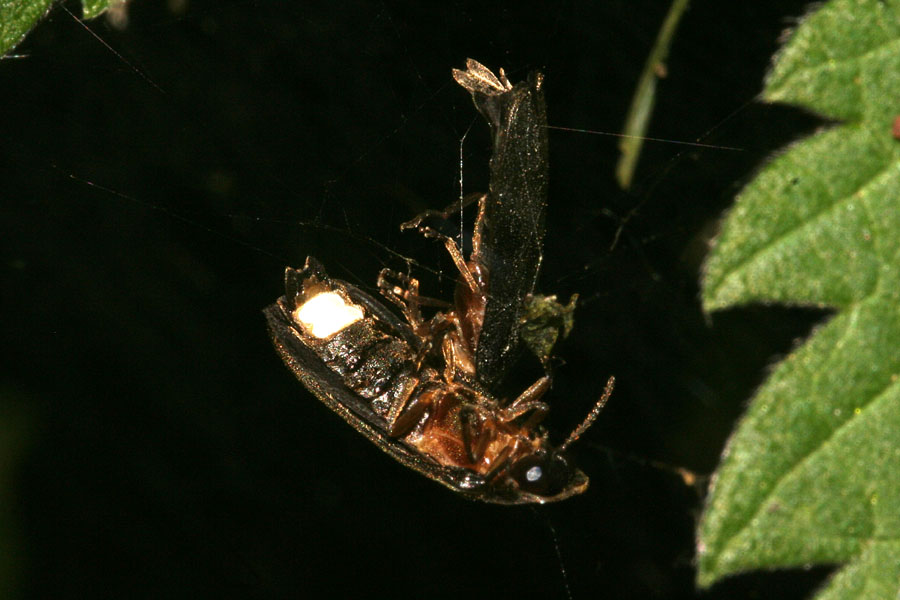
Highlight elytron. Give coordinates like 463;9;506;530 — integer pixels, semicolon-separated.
265;59;613;504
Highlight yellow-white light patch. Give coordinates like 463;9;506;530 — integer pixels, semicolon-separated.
294;292;363;338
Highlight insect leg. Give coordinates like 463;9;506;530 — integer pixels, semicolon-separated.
403;224;482;297
484;446;514;482
376;269;430;331
386;382;437;438
399;192;485;227
498;375;551;428
459;406;480;464
377;269;458;370
400;193;488;297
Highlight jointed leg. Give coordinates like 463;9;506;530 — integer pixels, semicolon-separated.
498;375;551;429
400;192;485;227
377;268;456;368
377;269;450;326
402;224;482;297
401;194;488;297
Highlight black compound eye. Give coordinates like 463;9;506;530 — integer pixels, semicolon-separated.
510;452;573;497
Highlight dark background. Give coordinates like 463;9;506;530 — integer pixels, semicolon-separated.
1;1;832;598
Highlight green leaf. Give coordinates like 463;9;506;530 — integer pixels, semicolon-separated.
698;0;900;596
1;0;122;57
520;293;578;363
615;0;691;190
81;0;120;20
0;0;54;56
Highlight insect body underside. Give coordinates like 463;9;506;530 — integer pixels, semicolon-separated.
265;59;613;504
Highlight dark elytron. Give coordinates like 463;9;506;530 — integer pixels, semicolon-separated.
452;59;549;390
264;60;613;503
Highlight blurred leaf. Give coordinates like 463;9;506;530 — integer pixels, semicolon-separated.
81;0;121;20
520;293;578;363
616;0;690;189
1;0;122;56
698;0;900;597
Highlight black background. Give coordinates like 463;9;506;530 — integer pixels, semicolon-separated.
1;1;834;598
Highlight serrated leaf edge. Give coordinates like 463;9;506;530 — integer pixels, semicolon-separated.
706;302;899;577
705;129;894;310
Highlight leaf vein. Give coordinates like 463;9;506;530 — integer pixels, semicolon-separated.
774;36;900;95
711;154;894;303
719;346;899;563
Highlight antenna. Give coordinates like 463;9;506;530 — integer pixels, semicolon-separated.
559;376;615;451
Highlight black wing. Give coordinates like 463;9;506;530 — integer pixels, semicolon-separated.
454;60;549;390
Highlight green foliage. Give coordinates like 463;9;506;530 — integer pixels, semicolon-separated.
1;0;120;56
0;0;53;56
520;293;578;363
81;0;118;20
616;0;690;189
698;1;900;597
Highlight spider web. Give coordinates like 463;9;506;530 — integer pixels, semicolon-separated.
0;1;832;598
